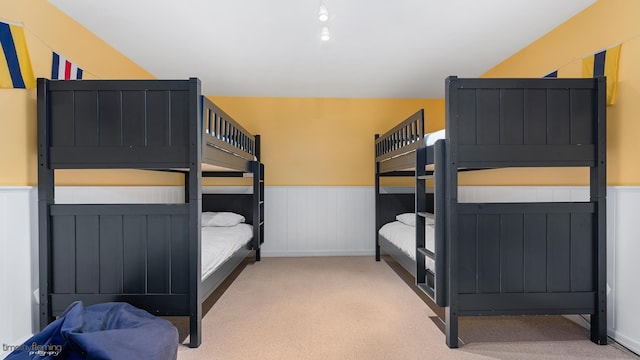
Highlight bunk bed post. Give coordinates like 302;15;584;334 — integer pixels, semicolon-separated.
591;76;607;345
188;78;203;348
255;134;261;162
444;76;459;348
252;158;262;261
415;146;427;288
433;139;447;308
37;78;55;329
374;134;381;261
260;162;265;248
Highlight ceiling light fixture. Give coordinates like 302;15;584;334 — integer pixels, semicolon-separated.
318;5;329;22
320;26;330;41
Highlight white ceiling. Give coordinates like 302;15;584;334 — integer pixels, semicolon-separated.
48;0;595;99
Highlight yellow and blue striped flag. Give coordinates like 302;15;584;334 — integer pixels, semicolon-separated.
0;21;36;89
582;44;621;105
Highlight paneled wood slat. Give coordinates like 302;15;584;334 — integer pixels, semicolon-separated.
500;214;524;293
75;215;100;294
99;215;124;293
477;89;500;145
75;91;98;147
98;91;123;147
52;215;75;293
477;214;500;293
500;89;524;145
523;213;547;292
147;91;170;147
147;215;171;294
122;215;146;294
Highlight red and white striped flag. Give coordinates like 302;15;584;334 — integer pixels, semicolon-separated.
51;51;83;80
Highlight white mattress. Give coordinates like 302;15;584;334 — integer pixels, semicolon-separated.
201;223;253;280
378;220;435;271
424;129;446;146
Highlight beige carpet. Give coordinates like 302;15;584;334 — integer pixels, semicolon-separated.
176;256;637;360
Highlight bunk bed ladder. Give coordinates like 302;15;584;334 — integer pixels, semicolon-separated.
415;146;431;298
415;141;447;309
252;160;264;261
374;135;381;261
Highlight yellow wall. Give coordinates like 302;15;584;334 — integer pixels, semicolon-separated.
211;97;444;186
0;0;182;186
476;0;640;186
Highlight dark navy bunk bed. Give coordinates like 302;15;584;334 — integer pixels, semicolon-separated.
37;78;264;348
374;76;607;348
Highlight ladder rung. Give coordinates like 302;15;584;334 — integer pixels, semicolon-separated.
417;247;435;260
426;268;435;278
417;283;435;300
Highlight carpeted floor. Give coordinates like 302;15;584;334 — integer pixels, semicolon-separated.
175;256;637;360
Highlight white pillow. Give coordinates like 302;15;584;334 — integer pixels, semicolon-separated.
202;212;217;226
208;212;246;227
396;212;434;226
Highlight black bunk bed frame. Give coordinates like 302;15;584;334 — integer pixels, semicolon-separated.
37;78;264;348
375;76;607;348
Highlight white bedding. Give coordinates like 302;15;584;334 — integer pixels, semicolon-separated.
424;129;446;146
201;223;253;280
379;220;435;271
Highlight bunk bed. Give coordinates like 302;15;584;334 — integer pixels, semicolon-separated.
374;76;607;348
37;78;265;348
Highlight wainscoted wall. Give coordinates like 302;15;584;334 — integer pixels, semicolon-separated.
1;185;638;355
0;187;36;357
263;187;374;257
606;187;640;354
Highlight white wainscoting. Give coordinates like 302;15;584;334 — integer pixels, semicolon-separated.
2;185;638;355
0;187;37;358
606;187;640;354
263;187;375;257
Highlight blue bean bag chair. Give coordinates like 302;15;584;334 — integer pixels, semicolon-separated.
5;301;178;360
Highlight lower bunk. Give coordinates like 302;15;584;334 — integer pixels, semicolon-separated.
41;193;258;348
376;192;604;348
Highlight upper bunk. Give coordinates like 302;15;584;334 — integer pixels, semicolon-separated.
37;78;259;174
375;76;606;175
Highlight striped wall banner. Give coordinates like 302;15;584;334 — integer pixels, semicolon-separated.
0;21;36;89
51;51;83;80
582;44;621;105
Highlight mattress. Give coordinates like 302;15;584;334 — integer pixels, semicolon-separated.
201;223;253;280
378;220;435;271
424;129;445;146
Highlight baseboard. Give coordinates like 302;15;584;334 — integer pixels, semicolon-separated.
608;329;640;355
262;250;375;257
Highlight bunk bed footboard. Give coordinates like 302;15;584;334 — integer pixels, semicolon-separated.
447;201;600;344
44;204;193;320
